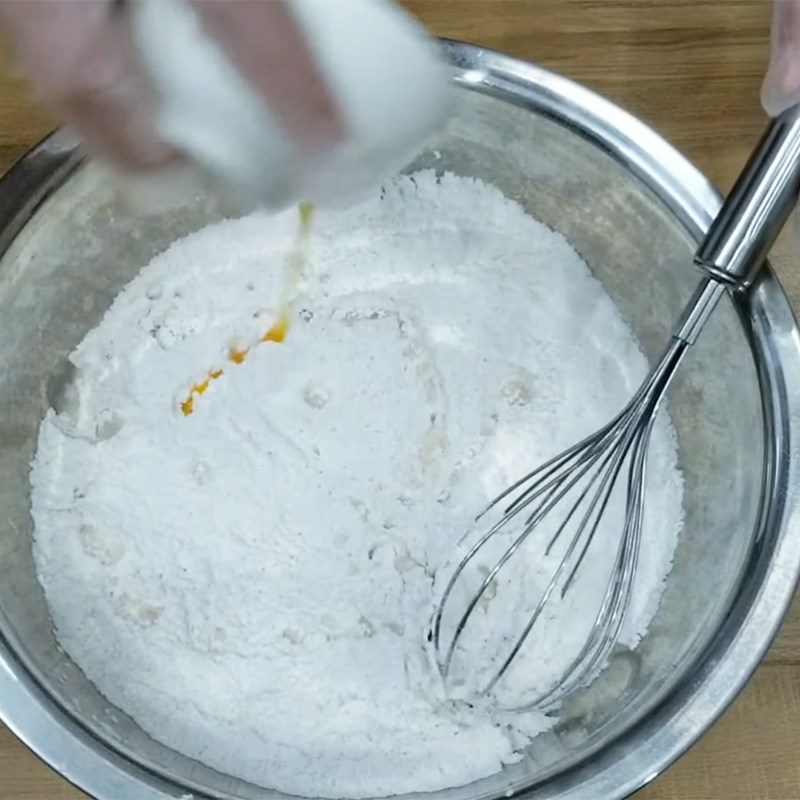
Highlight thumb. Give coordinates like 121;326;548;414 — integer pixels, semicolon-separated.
762;0;800;116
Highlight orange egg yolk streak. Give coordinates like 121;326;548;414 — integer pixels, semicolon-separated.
180;312;291;416
180;203;312;417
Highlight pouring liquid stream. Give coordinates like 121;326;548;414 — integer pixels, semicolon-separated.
180;201;315;415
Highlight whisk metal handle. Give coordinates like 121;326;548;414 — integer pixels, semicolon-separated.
696;104;800;286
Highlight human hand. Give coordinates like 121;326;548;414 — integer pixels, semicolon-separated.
0;0;343;168
763;0;800;116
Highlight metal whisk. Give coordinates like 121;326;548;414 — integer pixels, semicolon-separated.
432;105;800;710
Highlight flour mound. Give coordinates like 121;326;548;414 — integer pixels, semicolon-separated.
31;172;683;797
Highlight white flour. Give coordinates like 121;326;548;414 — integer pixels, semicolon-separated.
31;172;683;797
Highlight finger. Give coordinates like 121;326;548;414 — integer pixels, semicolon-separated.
0;0;173;168
189;0;346;150
762;0;800;116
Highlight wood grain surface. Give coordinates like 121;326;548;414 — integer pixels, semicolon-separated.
1;1;799;798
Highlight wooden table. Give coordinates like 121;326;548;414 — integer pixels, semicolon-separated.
2;1;799;798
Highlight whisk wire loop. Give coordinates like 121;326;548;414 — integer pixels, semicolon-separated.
432;335;689;708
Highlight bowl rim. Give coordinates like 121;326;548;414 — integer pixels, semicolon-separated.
1;38;800;800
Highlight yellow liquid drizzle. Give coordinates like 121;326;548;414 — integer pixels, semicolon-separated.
284;200;314;300
180;368;223;416
261;309;290;343
179;202;314;416
228;346;250;364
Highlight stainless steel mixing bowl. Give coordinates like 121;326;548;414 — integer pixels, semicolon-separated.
1;40;799;800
